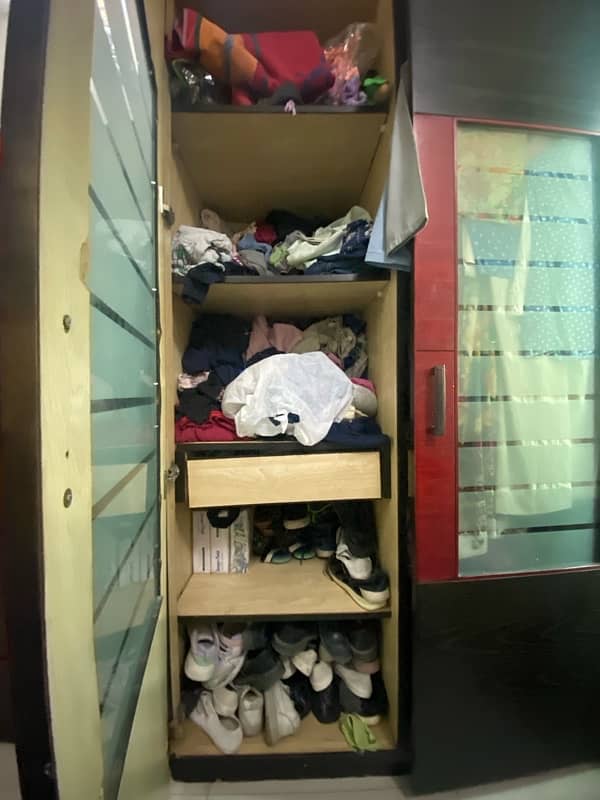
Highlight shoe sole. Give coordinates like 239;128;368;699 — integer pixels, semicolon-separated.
350;643;379;662
273;632;316;657
316;547;335;558
284;517;310;530
325;564;389;612
184;653;216;683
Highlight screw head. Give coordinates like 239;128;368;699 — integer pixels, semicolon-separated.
62;315;72;332
63;488;73;508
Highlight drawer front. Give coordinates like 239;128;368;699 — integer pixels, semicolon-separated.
186;452;382;508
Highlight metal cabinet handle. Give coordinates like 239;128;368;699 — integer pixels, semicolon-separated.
429;364;446;436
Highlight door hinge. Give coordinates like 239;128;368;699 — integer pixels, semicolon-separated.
158;185;175;227
164;463;180;496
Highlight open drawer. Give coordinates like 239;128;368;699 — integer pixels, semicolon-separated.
176;440;392;508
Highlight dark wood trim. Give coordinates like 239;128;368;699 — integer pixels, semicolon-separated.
0;0;57;797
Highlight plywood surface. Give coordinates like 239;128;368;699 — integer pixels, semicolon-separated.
172;111;386;220
177;558;391;619
186;452;382;508
176;278;389;317
171;711;395;757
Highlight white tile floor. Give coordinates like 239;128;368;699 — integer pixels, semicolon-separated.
2;744;600;800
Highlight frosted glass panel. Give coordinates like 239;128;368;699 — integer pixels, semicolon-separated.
90;1;159;797
457;123;600;576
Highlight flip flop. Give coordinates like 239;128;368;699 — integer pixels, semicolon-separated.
339;713;379;752
262;548;292;564
289;542;316;561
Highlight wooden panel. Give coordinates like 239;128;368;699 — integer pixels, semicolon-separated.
177;558;391;619
186;452;382;508
172;111;386;220
171;713;394;757
413;572;600;793
410;0;600;133
413;351;457;582
181;279;389;317
173;0;378;41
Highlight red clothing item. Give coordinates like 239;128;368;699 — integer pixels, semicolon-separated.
255;223;277;245
176;411;244;443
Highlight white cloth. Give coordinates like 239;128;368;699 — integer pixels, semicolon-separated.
286;206;372;268
222;352;353;446
172;225;235;275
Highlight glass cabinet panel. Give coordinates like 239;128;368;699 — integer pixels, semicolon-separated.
457;123;600;576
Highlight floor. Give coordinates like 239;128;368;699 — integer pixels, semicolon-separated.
2;744;600;799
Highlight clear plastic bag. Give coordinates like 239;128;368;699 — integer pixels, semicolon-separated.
324;23;380;106
222;352;353;446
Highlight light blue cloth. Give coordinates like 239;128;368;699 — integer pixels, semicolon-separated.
237;233;272;259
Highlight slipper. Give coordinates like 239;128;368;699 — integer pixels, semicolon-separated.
289;542;316;560
339;713;379;752
262;548;292;564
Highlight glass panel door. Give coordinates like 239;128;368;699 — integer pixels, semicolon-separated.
457;123;600;576
89;1;160;796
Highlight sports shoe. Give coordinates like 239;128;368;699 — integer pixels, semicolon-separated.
308;503;338;558
348;622;379;662
339;671;388;720
184;623;219;682
318;642;335;663
354;658;381;675
264;680;301;746
318;622;352;664
238;686;264;737
326;556;390;612
190;691;243;754
334;663;373;700
219;622;245;657
236;647;284;692
311;674;341;725
242;623;268;652
272;621;317;657
213;685;238;717
283;671;312;719
310;661;333;692
334;501;378;558
202;632;246;690
336;531;373;580
292;648;318;677
281;657;296;679
283;503;310;530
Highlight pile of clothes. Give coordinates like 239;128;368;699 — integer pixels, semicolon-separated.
172;206;375;304
175;313;385;447
166;10;389;109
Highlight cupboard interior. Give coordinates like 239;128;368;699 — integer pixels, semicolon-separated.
159;0;402;760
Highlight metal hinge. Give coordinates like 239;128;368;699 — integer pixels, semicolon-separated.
158;185;175;227
164;463;180;496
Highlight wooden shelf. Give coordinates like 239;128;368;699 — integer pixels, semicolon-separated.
172;110;387;220
171;712;395;757
177;558;391;620
172;101;388;115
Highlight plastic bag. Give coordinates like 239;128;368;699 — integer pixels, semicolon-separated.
222;352;353;446
324;23;380;106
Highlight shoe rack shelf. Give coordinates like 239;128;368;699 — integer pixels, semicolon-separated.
177;559;391;621
171;713;395;759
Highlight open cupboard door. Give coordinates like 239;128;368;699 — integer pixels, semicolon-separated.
0;0;170;798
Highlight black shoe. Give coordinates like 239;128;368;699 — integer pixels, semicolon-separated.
326;557;390;611
348;621;379;662
311;675;341;724
339;671;388;719
242;623;268;652
283;671;312;719
237;647;284;692
333;501;377;558
318;622;352;664
283;503;310;531
308;503;339;558
272;621;318;657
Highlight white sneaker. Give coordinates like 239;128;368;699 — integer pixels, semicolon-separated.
336;536;372;581
203;635;246;690
238;686;264;737
318;642;334;663
213;685;238;717
185;623;219;682
334;663;373;699
310;661;333;692
264;681;300;746
190;692;243;755
292;648;318;677
281;657;296;679
219;622;245;657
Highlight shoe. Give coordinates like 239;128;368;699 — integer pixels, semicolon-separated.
281;657;296;679
339;671;388;719
219;623;246;657
334;501;377;558
336;532;373;580
202;632;246;690
238;686;264;737
318;642;335;663
326;557;390;612
283;503;310;530
212;685;238;717
184;623;219;682
335;663;373;700
308;503;338;557
292;648;318;677
348;622;379;662
272;622;317;657
354;658;381;675
190;692;243;754
311;674;341;724
318;622;352;664
264;681;301;746
283;671;312;719
310;661;333;692
236;647;284;692
242;623;268;652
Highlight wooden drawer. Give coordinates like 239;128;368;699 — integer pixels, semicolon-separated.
185;451;383;508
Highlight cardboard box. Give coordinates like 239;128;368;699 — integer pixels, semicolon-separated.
192;511;211;574
210;526;230;574
229;509;251;574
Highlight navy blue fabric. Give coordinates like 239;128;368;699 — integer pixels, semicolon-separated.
304;255;363;275
182;314;250;375
325;418;386;446
181;262;257;305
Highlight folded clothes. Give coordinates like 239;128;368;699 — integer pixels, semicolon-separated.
239;249;271;276
172;226;237;275
175;411;242;443
183;314;250;375
246;315;303;361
